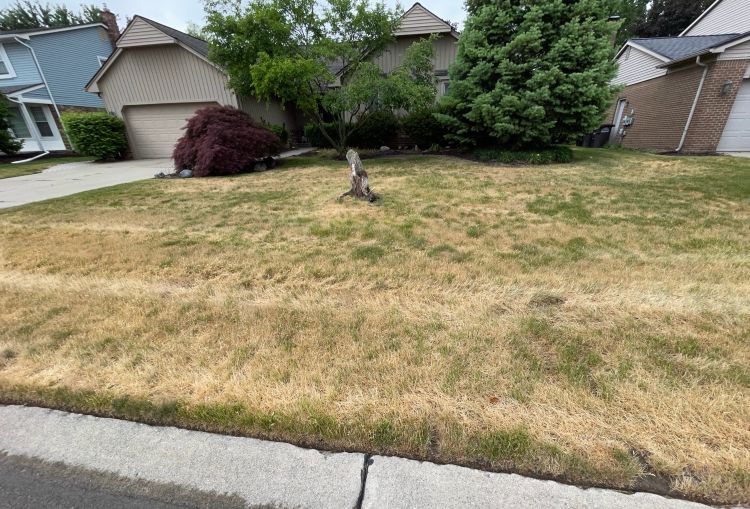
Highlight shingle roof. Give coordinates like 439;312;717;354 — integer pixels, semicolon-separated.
137;16;209;57
0;83;43;95
632;33;739;61
0;23;103;37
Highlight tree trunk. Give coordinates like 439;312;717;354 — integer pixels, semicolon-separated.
337;149;379;202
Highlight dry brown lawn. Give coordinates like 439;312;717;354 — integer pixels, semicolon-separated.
0;148;748;504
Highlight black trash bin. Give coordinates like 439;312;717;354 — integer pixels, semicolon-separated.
591;124;614;148
582;133;594;147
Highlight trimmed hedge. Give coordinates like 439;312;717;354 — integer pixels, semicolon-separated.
401;108;447;149
348;111;399;149
61;112;128;160
473;146;574;164
173;105;281;177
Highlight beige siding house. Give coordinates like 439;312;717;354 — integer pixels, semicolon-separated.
372;3;459;97
87;3;460;159
86;16;294;159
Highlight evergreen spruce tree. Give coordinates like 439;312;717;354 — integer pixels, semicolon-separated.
440;0;619;149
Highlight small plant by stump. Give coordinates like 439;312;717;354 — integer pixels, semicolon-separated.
337;149;379;203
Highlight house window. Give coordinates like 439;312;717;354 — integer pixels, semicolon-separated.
29;106;54;137
97;55;108;67
443;82;450;95
7;106;31;138
623;46;631;61
0;44;17;79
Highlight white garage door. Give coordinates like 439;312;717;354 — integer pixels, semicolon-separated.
124;102;217;159
718;80;750;152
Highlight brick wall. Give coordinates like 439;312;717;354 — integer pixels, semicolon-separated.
682;59;749;152
608;58;750;153
609;65;704;152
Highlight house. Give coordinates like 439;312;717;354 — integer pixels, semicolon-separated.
0;14;117;153
371;2;459;97
85;16;298;159
609;0;750;153
86;3;458;159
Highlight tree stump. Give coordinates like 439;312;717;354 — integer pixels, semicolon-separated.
337;149;379;203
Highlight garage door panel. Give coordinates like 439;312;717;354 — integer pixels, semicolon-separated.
124;102;217;159
718;81;750;152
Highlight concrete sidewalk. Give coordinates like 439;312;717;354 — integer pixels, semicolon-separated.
0;148;315;209
0;405;712;509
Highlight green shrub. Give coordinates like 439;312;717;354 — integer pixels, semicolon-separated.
265;123;289;146
61;112;128;160
474;146;573;165
348;110;399;149
401;108;446;149
304;122;336;148
0;95;22;155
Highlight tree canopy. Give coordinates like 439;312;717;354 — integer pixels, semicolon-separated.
440;0;619;150
636;0;713;38
0;1;103;30
203;0;437;155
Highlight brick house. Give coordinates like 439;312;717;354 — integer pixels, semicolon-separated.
609;0;750;153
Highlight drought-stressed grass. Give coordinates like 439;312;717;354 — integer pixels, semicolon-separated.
0;148;748;504
0;156;94;179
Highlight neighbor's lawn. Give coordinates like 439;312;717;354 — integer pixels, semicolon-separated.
0;149;748;504
0;156;94;179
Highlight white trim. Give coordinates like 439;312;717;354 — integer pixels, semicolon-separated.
0;43;17;79
97;55;108;67
709;34;750;53
0;23;107;40
5;83;45;98
86;47;123;92
616;41;670;63
679;0;722;36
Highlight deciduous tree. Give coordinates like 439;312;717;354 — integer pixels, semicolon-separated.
0;1;103;30
203;0;437;156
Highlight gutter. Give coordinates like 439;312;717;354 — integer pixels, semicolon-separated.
677;55;709;153
13;36;71;147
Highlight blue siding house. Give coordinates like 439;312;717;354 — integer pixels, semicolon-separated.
0;22;116;153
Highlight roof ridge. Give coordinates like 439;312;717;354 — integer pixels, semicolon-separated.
136;15;207;44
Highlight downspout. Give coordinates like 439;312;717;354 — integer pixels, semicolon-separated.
13;36;70;147
677;55;709;152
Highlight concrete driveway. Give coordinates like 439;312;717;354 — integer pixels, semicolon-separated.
0;158;171;209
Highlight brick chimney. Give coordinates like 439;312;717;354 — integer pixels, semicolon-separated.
100;6;120;47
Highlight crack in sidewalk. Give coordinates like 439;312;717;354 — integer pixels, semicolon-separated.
355;454;372;509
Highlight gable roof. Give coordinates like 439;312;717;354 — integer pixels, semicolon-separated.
135;16;208;57
394;3;458;38
631;33;739;60
85;15;213;93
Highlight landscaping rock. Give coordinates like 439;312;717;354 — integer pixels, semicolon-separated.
178;169;193;178
379;146;390;151
154;172;167;179
254;162;268;172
